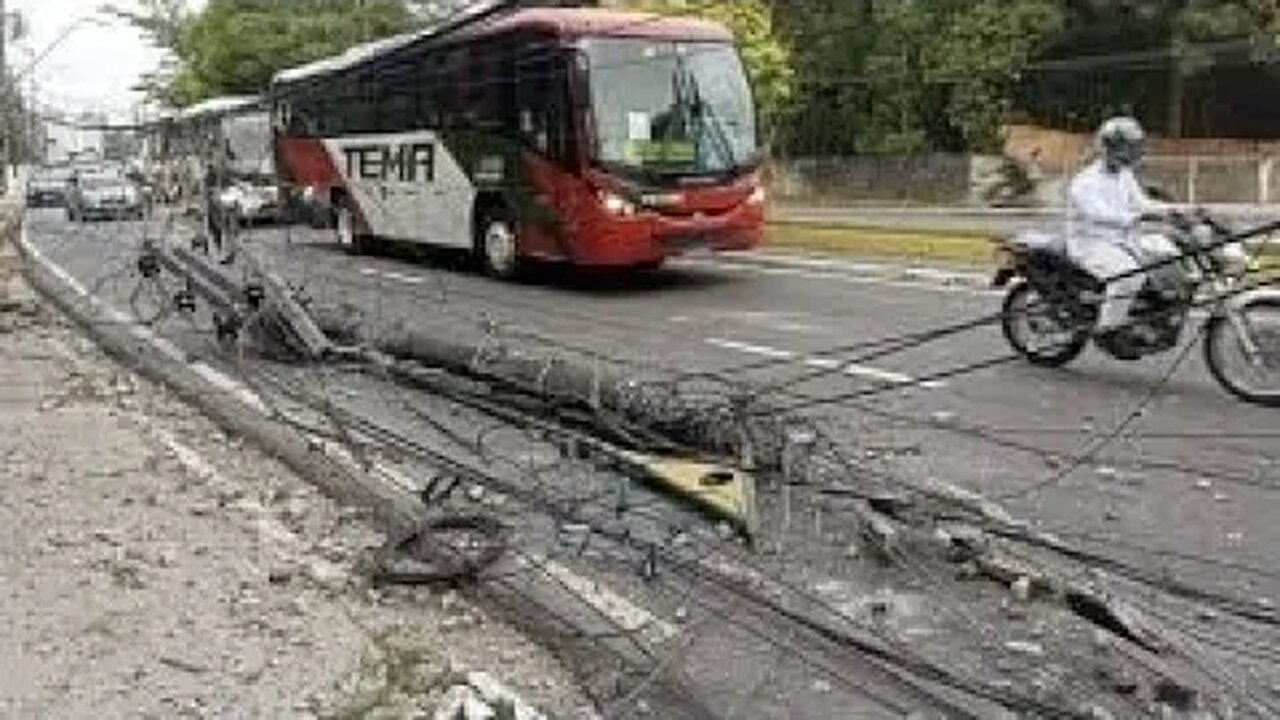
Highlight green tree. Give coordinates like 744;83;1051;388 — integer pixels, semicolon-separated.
772;0;874;156
626;0;795;144
1168;0;1280;135
922;1;1064;151
1018;0;1280;137
780;0;1062;155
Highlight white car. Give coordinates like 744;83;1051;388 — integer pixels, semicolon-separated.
66;173;145;222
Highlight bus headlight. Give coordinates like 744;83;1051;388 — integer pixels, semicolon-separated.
599;190;636;217
746;186;767;207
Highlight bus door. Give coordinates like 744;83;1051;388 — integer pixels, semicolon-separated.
515;46;576;258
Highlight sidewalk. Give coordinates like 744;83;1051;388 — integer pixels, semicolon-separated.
0;215;593;718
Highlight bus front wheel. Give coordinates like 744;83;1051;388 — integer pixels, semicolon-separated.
476;210;521;280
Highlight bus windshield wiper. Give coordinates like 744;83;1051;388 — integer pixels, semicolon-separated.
674;54;736;171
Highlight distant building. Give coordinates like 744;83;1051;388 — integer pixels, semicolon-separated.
43;114;107;165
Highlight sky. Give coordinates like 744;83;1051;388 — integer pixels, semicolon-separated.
10;0;202;122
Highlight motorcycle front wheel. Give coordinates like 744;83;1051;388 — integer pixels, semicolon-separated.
1001;280;1090;367
1205;295;1280;407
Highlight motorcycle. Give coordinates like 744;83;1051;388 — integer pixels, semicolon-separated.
992;211;1280;406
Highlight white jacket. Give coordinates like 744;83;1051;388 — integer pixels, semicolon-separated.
1066;159;1163;253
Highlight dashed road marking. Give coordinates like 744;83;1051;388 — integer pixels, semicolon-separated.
706;337;797;360
533;556;678;644
673;256;1001;297
707;337;947;390
359;267;426;285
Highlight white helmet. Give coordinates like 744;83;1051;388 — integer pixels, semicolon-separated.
1096;116;1145;169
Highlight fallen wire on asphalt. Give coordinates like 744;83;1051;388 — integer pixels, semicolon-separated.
995;324;1205;501
237;358;1092;718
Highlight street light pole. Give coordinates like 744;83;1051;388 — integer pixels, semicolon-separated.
2;0;10;190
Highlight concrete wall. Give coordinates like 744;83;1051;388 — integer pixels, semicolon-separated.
771;154;972;205
1004;123;1280;173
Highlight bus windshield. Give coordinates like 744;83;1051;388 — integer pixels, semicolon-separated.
584;38;757;181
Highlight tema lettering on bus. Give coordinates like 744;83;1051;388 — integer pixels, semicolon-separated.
342;143;435;183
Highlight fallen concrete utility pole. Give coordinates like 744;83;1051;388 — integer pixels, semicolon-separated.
368;328;784;468
382;357;761;538
236;242;331;360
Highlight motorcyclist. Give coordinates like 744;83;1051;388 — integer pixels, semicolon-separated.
1066;117;1172;352
203;136;237;264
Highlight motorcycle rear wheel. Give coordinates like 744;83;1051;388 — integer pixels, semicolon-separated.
1205;296;1280;407
1001;280;1089;367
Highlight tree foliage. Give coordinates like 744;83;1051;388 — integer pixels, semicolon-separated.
779;0;1063;155
777;0;1280;154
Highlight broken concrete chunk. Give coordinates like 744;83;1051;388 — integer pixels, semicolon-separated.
1076;704;1117;720
467;671;547;720
1004;640;1045;657
1011;576;1033;603
1154;677;1198;711
433;685;483;720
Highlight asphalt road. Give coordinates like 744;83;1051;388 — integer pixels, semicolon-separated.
24;208;1280;715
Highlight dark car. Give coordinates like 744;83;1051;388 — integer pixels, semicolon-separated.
25;169;72;208
66;173;145;222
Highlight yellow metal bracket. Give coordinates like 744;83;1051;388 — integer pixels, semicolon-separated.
616;451;759;539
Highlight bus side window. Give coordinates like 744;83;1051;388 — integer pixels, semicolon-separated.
516;48;567;163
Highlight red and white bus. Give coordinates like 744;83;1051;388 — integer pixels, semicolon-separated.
269;7;764;278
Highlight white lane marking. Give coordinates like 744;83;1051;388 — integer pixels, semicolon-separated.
359;267;426;285
533;556;677;643
706;337;797;360
804;356;945;388
708;337;946;389
191;362;271;413
151;425;346;581
803;357;841;370
152;426;228;487
674;256;1002;297
382;270;426;285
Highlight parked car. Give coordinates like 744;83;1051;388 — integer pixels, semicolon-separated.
66;173;145;222
25;168;72;208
